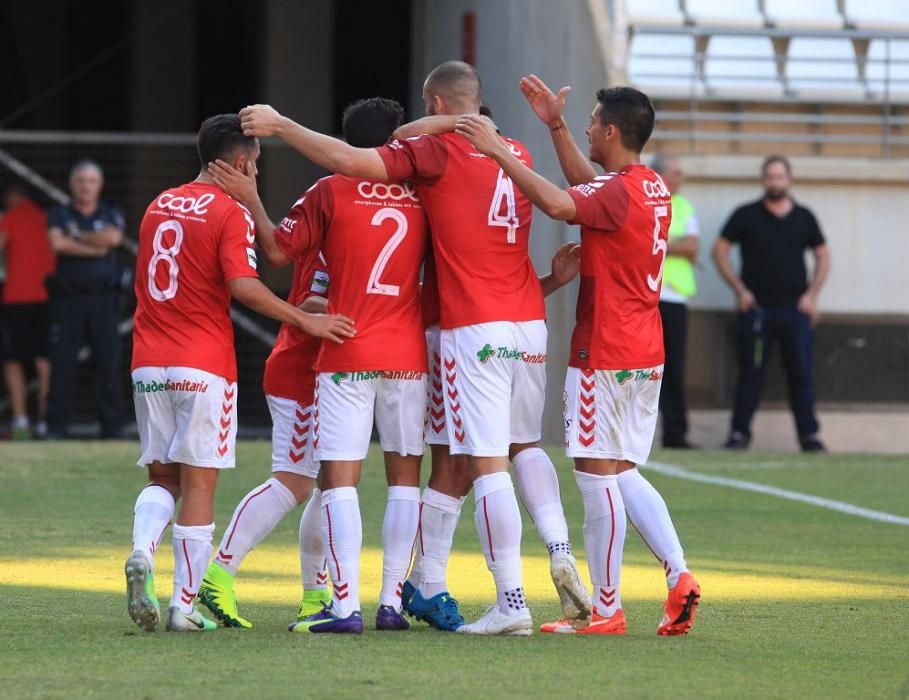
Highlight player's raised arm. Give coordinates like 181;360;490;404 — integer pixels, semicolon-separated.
227;276;354;344
240;105;388;181
520;75;596;186
456;114;577;222
207;159;290;268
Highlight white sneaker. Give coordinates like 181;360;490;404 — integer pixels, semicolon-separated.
456;605;533;636
165;606;217;632
550;551;592;630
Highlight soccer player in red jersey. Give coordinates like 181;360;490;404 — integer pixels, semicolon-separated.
194;248;331;630
456;82;700;636
216;98;429;634
125;114;354;633
239;62;592;636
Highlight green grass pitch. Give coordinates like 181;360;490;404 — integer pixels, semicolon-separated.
1;442;907;698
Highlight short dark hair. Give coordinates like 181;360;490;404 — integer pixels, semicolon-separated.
424;61;482;110
762;154;792;175
595;87;655;153
197;114;257;167
479;104;493;118
341;97;406;148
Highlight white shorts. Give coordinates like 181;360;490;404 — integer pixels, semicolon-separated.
267;394;319;479
132;366;238;469
563;365;663;464
314;370;427;461
440;320;546;457
424;326;448;446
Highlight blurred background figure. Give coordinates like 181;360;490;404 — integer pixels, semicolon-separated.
45;160;125;439
0;182;54;439
712;156;831;453
651;154;698;449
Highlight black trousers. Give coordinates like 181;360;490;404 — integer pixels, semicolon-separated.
46;291;123;438
658;301;689;443
731;305;820;439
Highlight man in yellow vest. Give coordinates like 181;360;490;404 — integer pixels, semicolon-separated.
651;155;698;448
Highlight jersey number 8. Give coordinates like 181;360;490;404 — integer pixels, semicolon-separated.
148;220;184;302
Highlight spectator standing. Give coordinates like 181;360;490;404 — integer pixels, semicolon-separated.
651;154;699;448
46;161;125;439
712;156;830;452
0;183;55;439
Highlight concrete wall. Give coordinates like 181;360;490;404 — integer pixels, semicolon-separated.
412;0;609;441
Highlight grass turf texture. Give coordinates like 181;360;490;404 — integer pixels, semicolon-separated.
1;442;907;699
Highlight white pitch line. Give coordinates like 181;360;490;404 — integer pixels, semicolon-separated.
643;461;909;527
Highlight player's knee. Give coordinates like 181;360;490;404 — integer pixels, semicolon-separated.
273;472;315;504
508;441;540;461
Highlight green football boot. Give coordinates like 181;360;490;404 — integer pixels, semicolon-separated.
196;562;252;628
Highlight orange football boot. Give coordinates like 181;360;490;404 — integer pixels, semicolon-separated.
540;609;627;635
657;572;700;636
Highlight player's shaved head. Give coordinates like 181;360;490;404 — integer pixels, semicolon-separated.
342;97;405;148
197;114;258;168
423;61;482;114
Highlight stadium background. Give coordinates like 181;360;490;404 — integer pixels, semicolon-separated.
0;0;906;449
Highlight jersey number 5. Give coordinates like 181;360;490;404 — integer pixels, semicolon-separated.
488;168;519;244
647;206;669;293
148;220;184;301
366;207;408;296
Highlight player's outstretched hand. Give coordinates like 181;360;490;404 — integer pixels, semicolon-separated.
551;241;582;286
240;104;284;138
208;159;257;206
299;312;356;344
455;114;505;158
520;74;570;128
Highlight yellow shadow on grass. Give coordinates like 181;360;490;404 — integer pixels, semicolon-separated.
2;545;907;604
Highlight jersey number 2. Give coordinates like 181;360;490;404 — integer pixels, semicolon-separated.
647;206;669;292
366;207;408;296
148;220;184;301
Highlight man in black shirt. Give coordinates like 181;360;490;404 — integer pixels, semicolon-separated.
712;155;831;452
45;160;125;439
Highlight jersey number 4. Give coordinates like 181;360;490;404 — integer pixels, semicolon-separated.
148;220;183;301
488;168;519;244
367;207;408;296
647;205;669;293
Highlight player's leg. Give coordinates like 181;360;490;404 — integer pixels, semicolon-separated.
444;323;531;636
125;366;178;632
374;373;425;630
547;367;629;635
404;325;470;630
297;482;330;620
509;319;590;627
292;373;372;634
167;464;219;632
200;395;316;628
164;367;237;632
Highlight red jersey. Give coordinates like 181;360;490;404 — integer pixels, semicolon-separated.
274;175;428;373
421;248;441;328
262;251;328;403
378;133;545;329
566;165;671;370
0;199;54;304
132;182;258;381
